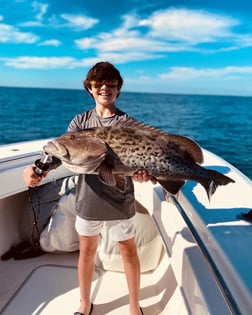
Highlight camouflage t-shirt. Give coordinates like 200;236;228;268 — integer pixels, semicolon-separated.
67;108;135;220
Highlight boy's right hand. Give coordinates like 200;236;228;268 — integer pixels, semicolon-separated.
23;165;47;187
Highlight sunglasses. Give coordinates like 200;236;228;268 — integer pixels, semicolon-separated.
90;80;119;89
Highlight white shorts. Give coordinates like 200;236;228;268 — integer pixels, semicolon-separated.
75;215;136;242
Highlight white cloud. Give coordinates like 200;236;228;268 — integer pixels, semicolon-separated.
60;14;98;30
32;1;48;21
0;56;78;69
20;1;48;27
75;14;139;51
74;8;250;64
0;21;39;43
139;9;238;44
38;39;61;46
76;36;170;53
2;7;252;72
96;51;163;64
0;53;158;69
75;37;96;49
233;33;252;49
160;66;252;80
74;13;187;62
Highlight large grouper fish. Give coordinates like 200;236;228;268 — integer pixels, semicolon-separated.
43;119;234;200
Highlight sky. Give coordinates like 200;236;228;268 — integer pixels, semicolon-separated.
1;0;252;96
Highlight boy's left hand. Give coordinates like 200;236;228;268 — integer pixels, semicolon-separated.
132;170;157;184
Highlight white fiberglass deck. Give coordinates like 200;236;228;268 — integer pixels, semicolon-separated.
1;140;252;315
0;251;188;315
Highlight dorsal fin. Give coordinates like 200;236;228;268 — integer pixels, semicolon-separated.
163;133;203;164
111;118;203;164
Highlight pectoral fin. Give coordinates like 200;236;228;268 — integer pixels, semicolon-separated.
114;175;127;191
98;163;127;191
98;163;117;186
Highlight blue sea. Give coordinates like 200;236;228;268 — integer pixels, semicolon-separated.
0;86;251;180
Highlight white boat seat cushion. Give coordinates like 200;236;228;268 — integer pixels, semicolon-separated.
40;189;79;253
40;189;163;273
96;200;163;273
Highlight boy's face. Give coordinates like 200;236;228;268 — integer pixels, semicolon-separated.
88;79;121;106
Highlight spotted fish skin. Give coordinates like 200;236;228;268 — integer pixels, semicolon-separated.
43;119;234;199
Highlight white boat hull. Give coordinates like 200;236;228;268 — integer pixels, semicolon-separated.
1;140;252;314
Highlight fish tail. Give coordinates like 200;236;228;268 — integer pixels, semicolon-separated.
202;169;235;200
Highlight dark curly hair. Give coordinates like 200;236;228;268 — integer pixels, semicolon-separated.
83;61;123;98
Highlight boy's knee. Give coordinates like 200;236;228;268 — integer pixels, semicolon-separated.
118;239;138;260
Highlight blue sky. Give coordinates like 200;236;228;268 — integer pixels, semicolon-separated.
1;0;252;96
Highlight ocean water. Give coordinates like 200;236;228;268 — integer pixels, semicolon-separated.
0;86;251;179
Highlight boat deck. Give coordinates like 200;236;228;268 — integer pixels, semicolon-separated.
1;141;252;314
0;250;188;315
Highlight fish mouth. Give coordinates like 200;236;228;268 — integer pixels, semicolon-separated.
43;140;69;159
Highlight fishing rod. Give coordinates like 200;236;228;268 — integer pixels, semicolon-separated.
34;152;52;176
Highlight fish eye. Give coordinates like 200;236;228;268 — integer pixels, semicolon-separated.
70;134;75;139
